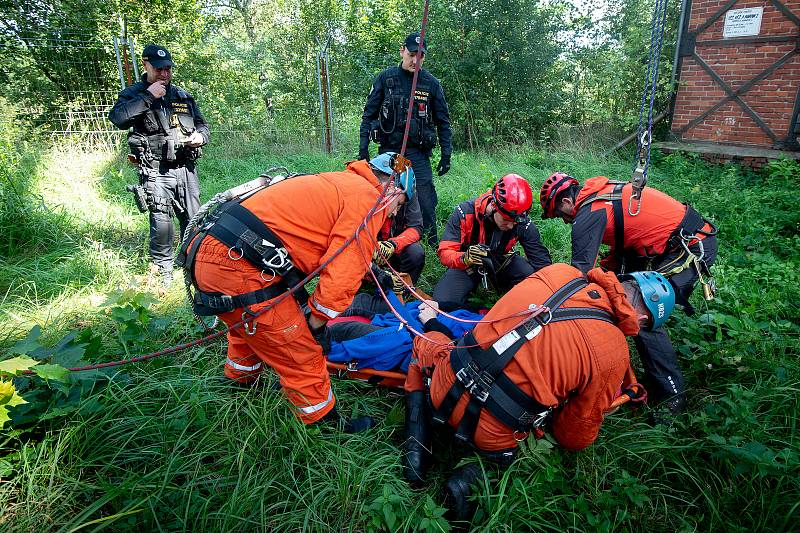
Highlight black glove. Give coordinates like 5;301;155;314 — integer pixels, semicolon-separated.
436;155;451;176
309;322;331;355
371;265;404;294
359;148;370;161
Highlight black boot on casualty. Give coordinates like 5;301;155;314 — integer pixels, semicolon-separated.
318;407;376;434
402;391;433;484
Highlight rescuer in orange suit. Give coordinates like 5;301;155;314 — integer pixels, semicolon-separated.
539;173;718;417
187;155;414;433
401;263;675;520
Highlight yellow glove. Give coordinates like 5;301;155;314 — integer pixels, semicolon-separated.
462;244;490;267
390;271;405;294
373;240;397;266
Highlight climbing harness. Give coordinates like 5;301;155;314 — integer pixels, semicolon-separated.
176;167;309;324
430;277;617;445
630;0;671;215
579;180;718;294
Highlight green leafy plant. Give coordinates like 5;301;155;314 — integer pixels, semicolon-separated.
102;289;166;350
1;326;117;430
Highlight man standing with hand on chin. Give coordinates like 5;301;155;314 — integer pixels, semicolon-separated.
109;44;209;286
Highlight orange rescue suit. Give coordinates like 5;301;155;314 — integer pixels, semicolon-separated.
406;263;640;451
572;177;713;272
193;160;388;423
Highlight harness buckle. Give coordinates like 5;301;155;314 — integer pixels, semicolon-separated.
455;366;475;389
263;246;292;270
520;408;552;429
455;362;493;403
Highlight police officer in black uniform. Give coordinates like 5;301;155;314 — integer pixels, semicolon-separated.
359;32;453;246
109;44;209;285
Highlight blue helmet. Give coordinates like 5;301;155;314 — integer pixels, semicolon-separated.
620;271;676;330
369;152;415;201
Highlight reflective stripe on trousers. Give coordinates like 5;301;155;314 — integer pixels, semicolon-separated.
226;358;263;372
295;388;334;415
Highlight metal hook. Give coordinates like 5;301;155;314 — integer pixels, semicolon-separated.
242;311;257;336
628;193;643;216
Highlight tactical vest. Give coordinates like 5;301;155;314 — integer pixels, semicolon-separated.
371;68;438;151
129;85;200;164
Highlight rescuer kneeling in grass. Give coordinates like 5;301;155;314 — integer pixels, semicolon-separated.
181;154;414;433
540;173;718;420
402;263;675;521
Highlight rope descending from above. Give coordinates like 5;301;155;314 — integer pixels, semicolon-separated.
630;0;671;216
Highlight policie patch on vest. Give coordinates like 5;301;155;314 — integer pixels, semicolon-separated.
173;102;190;113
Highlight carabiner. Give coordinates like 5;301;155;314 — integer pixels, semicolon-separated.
242;311;257;336
628;193;643;216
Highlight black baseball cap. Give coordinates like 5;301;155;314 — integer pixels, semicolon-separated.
141;44;175;68
404;32;426;54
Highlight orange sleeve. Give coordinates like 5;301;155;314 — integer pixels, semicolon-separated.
437;240;466;269
587;268;640;336
309;196;386;321
391;226;422;253
551;350;626;450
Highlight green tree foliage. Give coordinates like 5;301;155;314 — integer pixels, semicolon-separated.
570;0;680;129
0;0;679;144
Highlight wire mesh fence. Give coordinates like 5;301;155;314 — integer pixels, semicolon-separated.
1;15;438;156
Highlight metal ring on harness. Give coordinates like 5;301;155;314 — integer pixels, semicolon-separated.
539;307;553;326
260;269;276;283
513;430;528;442
242;311;257;335
228;246;244;261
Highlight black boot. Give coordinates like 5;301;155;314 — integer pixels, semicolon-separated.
319;407;376;434
650;394;687;427
402;391;432;484
442;463;485;523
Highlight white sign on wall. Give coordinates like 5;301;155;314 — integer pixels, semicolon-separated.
723;7;764;38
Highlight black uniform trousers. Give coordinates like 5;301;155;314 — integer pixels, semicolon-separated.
432;254;535;305
146;161;201;273
389;242;426;284
381;147;438;246
629;236;719;403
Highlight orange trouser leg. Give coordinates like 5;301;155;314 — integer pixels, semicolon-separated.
404;332;453;393
219;296;336;424
224;328;263;383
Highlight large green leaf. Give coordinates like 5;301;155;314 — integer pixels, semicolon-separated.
32;364;70;382
0;355;39;376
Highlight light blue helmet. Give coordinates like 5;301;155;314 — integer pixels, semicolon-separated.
369;152;415;201
620;271;676;330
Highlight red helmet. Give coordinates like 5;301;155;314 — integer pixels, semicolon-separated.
540;172;578;219
492;174;533;224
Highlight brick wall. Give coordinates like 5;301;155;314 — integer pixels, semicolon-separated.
671;0;800;149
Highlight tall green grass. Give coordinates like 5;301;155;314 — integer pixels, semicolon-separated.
0;126;798;531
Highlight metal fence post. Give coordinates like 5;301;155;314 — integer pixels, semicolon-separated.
316;37;333;154
112;36;126;90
